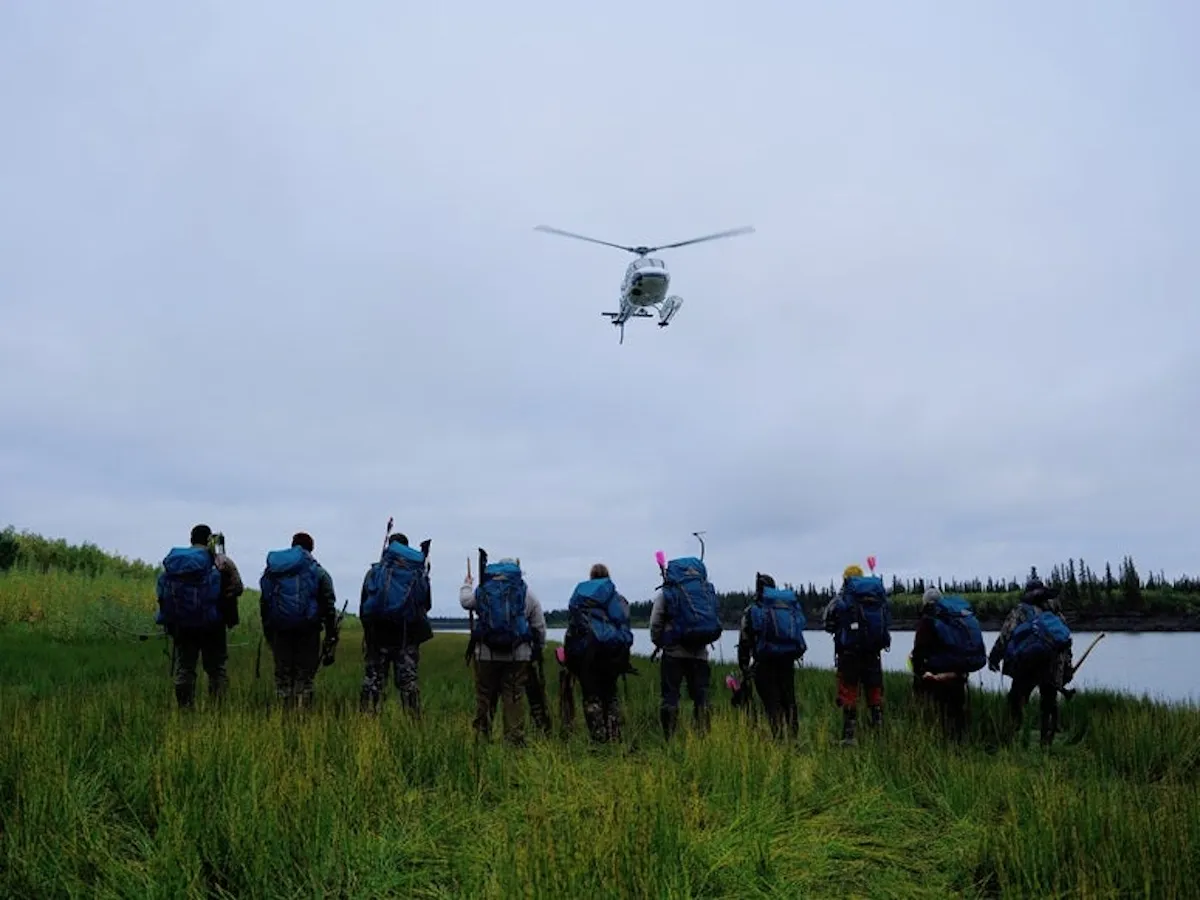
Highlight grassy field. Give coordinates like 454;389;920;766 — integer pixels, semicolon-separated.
3;570;1200;898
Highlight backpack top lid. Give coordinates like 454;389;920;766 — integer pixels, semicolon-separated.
665;556;706;582
844;574;887;599
934;594;974;617
382;541;425;566
484;560;521;579
163;545;212;574
572;577;615;601
265;546;310;575
761;586;797;604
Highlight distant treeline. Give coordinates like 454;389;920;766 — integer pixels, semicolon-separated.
540;557;1200;627
3;526;1198;627
0;527;157;580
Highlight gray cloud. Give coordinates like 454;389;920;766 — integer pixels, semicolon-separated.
2;3;1197;615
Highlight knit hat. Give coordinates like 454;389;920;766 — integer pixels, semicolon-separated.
922;587;942;608
843;564;864;579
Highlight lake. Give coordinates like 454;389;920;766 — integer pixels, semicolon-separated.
436;627;1200;706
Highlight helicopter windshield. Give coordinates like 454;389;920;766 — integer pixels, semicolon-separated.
627;257;666;274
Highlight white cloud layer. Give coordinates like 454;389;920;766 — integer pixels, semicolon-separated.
2;2;1197;614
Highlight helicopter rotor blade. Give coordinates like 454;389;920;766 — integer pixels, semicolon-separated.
647;226;756;252
533;225;639;254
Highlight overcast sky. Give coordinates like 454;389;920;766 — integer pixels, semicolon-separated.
2;2;1197;617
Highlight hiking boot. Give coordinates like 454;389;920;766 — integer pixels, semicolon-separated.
175;684;195;709
840;709;857;746
869;705;883;728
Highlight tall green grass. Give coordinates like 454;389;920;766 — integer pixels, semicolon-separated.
3;570;1200;898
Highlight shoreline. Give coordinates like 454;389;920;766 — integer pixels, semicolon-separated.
431;612;1200;633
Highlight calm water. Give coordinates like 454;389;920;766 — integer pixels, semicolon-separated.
437;627;1200;706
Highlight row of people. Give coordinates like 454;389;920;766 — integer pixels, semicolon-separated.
154;525;1077;747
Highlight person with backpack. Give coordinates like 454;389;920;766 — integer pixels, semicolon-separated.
736;573;807;740
563;563;635;743
358;532;433;715
259;532;338;710
823;564;892;746
911;587;987;740
156;524;245;708
987;576;1073;746
460;553;547;745
649;555;723;739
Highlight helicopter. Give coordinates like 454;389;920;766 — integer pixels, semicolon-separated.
533;223;755;344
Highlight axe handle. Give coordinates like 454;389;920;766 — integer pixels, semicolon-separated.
1072;632;1106;674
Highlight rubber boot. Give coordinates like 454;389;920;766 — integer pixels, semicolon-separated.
606;706;622;743
175;683;195;709
359;688;379;715
869;705;883;728
1040;703;1058;747
840;708;857;746
661;707;679;740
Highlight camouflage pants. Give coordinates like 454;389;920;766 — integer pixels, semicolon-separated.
172;626;228;708
579;657;623;743
473;659;530;745
271;628;321;710
361;642;421;714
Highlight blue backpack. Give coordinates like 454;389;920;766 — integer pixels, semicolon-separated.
472;561;533;651
749;586;808;660
660;557;723;650
923;594;987;673
156;546;223;629
259;546;321;630
1004;603;1072;671
361;541;429;625
832;575;892;654
565;577;634;659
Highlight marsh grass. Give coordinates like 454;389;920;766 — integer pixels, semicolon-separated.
3;571;1200;898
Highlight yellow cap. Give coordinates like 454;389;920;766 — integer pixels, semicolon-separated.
843;564;864;579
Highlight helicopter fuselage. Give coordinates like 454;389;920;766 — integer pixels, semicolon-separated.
621;257;671;308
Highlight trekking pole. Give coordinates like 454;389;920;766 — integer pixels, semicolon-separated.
255;635;263;679
693;532;706;561
466;555;475;651
650;549;667;663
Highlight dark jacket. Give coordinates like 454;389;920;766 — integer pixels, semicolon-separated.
911;588;949;678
